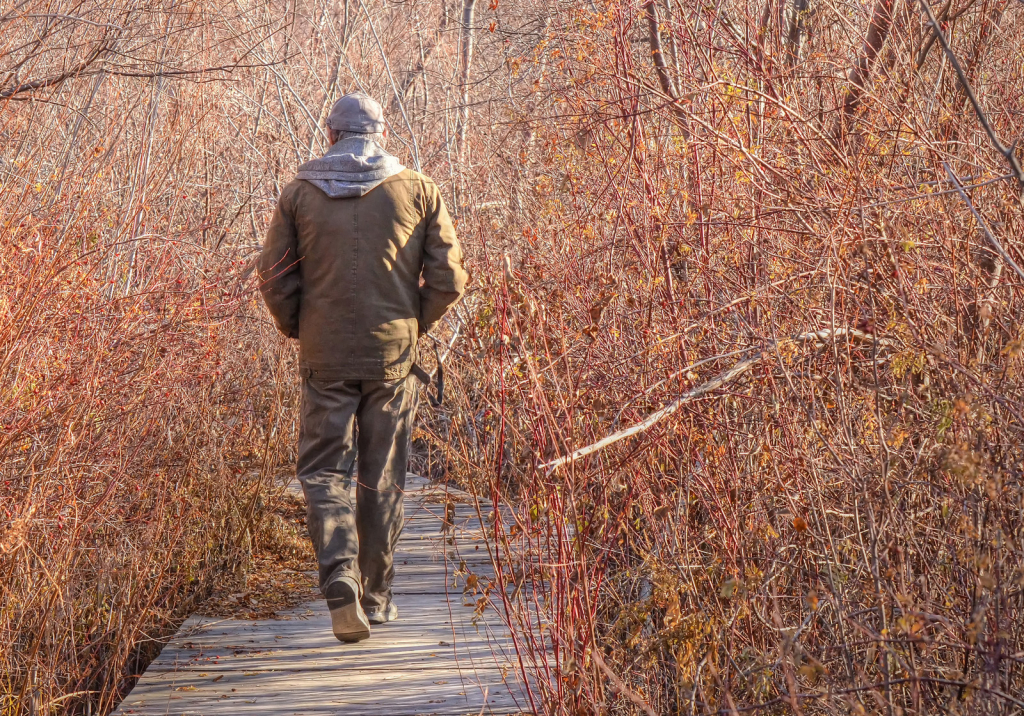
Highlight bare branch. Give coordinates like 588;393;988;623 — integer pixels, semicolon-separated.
944;163;1024;281
0;37;110;99
1;59;289;100
919;0;1024;191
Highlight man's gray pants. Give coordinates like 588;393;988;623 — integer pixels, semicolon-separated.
297;374;419;611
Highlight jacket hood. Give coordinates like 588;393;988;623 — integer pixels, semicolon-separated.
295;136;405;198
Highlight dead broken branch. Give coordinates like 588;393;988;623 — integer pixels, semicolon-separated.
543;327;890;472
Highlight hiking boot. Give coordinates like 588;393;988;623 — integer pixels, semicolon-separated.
325;577;370;643
364;601;398;625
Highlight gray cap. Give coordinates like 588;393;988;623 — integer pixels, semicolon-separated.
326;92;386;133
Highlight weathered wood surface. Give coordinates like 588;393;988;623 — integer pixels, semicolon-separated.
114;476;532;716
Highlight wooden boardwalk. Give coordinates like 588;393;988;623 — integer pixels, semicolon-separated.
114;476;531;715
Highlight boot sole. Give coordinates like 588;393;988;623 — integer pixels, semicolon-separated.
326;579;371;643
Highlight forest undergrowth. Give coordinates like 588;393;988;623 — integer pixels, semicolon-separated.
422;1;1024;714
3;0;1024;713
0;131;299;713
0;3;302;711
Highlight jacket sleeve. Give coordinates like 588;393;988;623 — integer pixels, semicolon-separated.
258;186;302;339
419;182;468;334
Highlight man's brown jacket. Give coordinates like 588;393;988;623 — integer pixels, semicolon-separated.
259;169;467;381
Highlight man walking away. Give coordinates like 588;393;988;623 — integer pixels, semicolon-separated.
258;92;468;642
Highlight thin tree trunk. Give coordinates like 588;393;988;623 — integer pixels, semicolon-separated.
522;18;550;145
664;0;681;82
644;0;689;133
644;0;677;100
757;0;775;59
836;0;899;137
456;0;476;159
785;0;809;66
388;8;448;119
517;18;551;215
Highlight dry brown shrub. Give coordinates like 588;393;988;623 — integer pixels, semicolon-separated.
421;2;1024;714
1;2;301;711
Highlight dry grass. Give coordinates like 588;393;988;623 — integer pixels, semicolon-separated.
198;487;320;621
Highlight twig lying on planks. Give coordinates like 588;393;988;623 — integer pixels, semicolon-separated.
543;327;890;472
